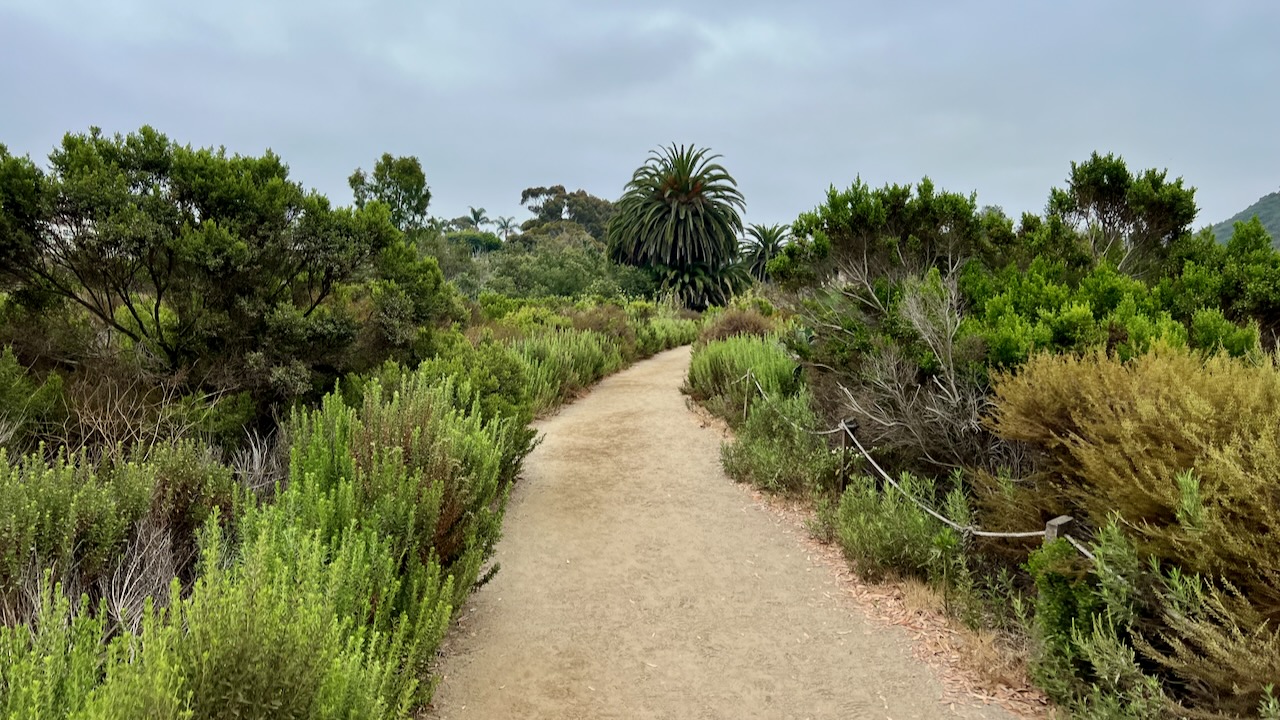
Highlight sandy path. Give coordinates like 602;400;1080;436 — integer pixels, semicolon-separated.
426;346;1016;720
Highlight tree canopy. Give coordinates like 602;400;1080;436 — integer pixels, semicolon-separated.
519;185;617;240
0;128;460;406
607;144;747;309
1047;151;1197;275
349;153;432;232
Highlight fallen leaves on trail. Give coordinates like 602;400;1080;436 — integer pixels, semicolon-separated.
746;490;1055;720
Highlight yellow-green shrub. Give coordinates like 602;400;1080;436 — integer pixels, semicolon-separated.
988;344;1280;615
0;452;148;603
989;344;1280;714
512;329;624;415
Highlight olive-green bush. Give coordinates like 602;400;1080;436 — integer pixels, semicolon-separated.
991;346;1280;716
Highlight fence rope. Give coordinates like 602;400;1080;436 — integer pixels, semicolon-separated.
1064;534;1098;562
740;369;1101;552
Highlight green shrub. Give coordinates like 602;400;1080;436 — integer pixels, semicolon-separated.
0;451;152;609
0;346;64;450
1066;621;1167;720
1188;307;1260;357
721;392;838;493
291;375;507;602
0;581;106;719
684;335;799;424
512;329;624;415
476;238;656;300
1025;539;1099;701
145;442;238;579
499;305;573;333
173;523;392;720
636;316;699;357
833;473;957;582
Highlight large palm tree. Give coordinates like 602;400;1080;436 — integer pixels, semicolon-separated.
607;144;746;308
740;223;791;282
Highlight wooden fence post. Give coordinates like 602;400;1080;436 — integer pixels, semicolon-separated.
1044;515;1073;544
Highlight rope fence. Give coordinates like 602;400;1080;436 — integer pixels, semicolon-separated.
739;369;1097;562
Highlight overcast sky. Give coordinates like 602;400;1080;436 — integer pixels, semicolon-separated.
1;1;1276;230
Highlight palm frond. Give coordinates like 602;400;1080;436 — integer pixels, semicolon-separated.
740;223;791;281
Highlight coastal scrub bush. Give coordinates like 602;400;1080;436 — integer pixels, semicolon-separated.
684;335;799;424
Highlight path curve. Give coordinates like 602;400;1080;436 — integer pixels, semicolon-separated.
427;346;1015;720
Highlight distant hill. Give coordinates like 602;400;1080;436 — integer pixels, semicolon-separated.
1212;191;1280;245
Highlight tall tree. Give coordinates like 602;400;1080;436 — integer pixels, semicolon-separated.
607;144;746;308
495;216;517;240
1047;151;1198;275
0;127;402;399
740;223;791;282
468;206;491;230
772;177;984;291
349;153;431;231
520;185;617;240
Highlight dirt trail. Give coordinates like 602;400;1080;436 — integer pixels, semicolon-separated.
427;346;1016;720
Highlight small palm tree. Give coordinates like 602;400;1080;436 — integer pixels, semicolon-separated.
495;216;516;240
740;223;791;282
468;206;492;229
607;143;746;309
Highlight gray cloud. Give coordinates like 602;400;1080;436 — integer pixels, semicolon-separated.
1;0;1276;229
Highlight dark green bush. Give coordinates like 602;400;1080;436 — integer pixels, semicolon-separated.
477;236;655;300
1025;539;1099;701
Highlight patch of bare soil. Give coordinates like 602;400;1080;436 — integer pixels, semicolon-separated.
425;347;1030;720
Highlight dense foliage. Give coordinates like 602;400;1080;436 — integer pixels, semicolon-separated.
608;144;749;309
740;223;790;282
0;129;465;431
0;126;703;718
694;152;1280;719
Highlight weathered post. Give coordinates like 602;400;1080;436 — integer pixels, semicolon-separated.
1044;515;1074;544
